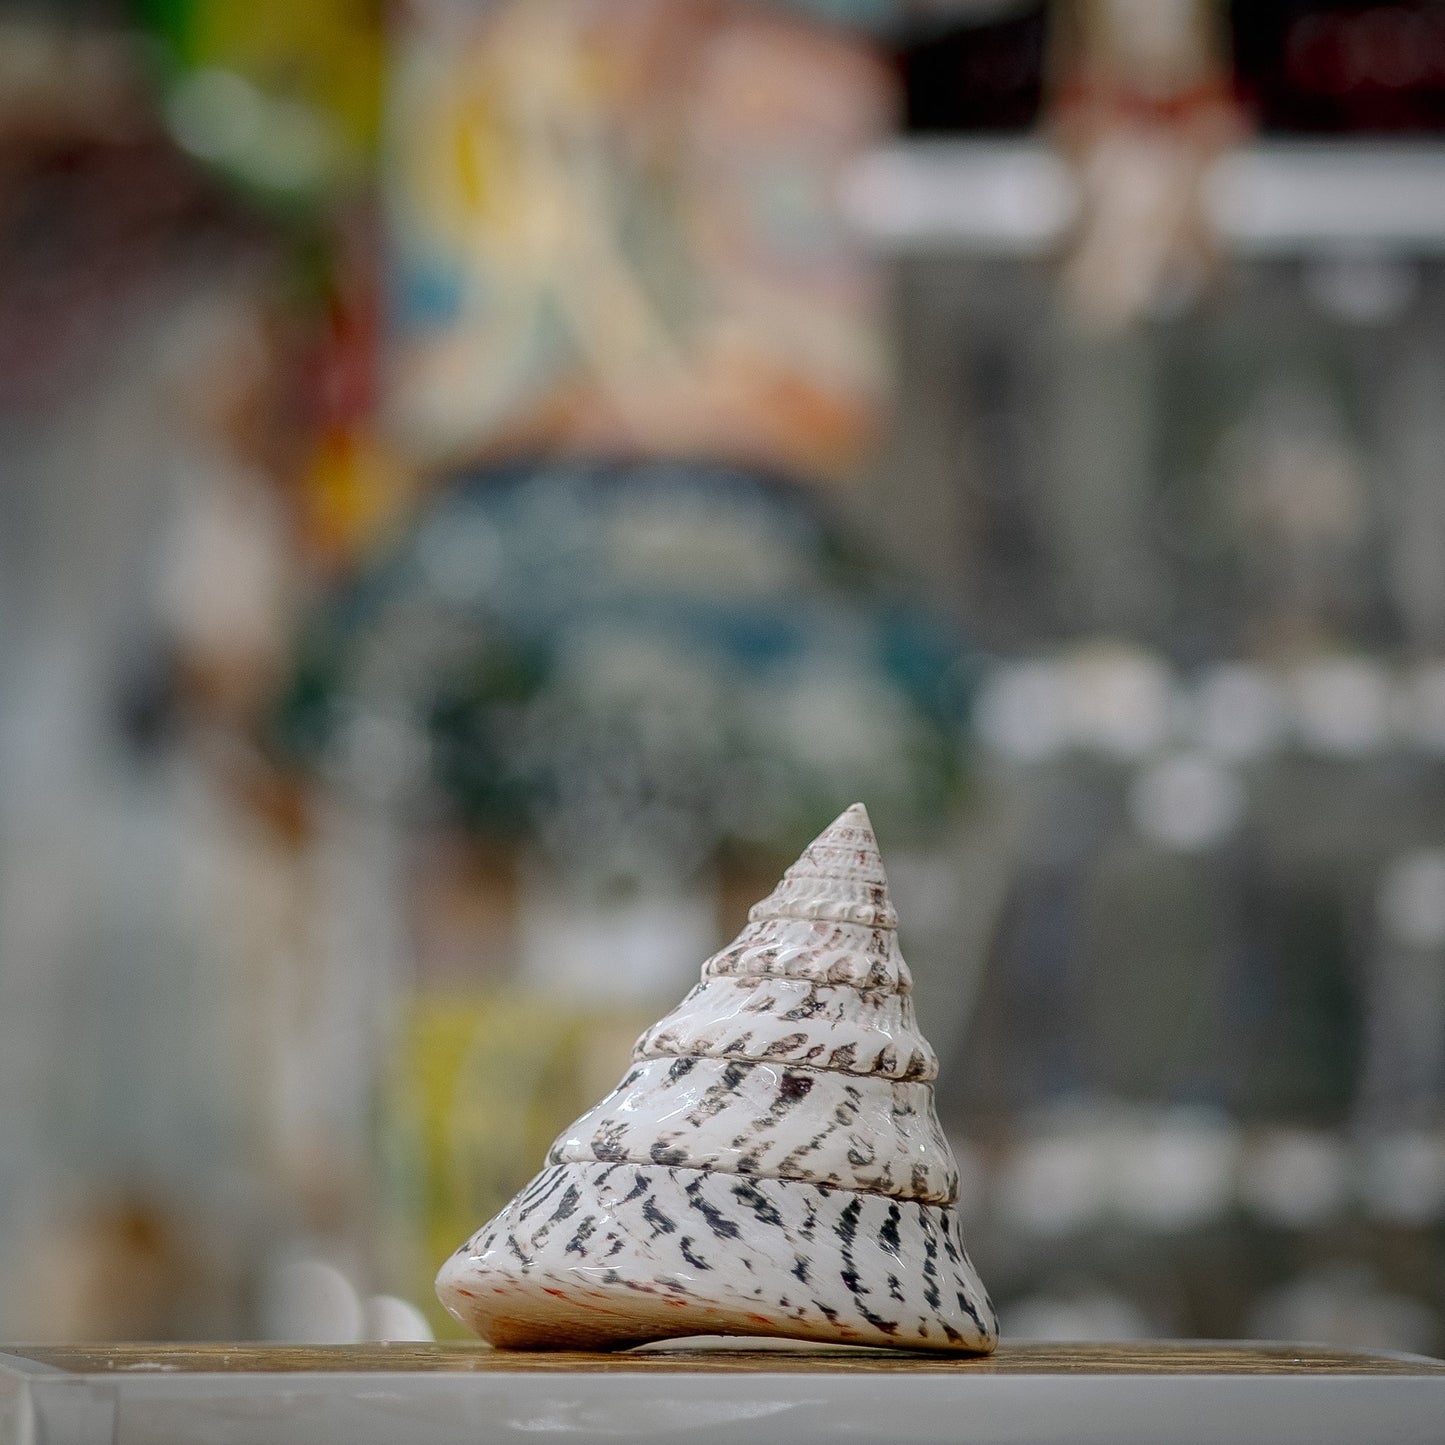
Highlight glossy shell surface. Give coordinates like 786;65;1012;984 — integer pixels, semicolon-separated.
437;803;998;1353
548;1056;957;1203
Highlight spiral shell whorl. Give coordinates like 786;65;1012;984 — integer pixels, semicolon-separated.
436;803;998;1354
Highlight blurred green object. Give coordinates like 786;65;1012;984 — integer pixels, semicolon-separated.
136;0;383;207
276;460;975;873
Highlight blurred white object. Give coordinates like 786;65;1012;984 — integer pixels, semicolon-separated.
363;1294;435;1343
1360;1131;1445;1226
1005;1288;1157;1343
1378;852;1445;950
996;1130;1108;1237
1190;663;1287;761
1065;647;1173;760
841;141;1076;255
1237;1129;1350;1230
259;1257;363;1344
974;660;1072;763
1108;1109;1238;1231
1210;144;1445;254
846;140;1445;255
167;67;342;197
1290;658;1393;757
1128;752;1244;852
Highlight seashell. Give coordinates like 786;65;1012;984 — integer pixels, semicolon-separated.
436;804;997;1353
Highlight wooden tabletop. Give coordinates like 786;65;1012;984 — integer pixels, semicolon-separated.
8;1340;1445;1377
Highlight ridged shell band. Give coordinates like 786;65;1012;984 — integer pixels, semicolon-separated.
635;975;937;1081
547;1055;958;1205
702;915;912;992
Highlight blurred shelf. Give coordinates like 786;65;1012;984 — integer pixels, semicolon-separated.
3;1342;1444;1445
842;140;1445;255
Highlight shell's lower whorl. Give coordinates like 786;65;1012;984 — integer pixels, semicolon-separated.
436;1161;997;1354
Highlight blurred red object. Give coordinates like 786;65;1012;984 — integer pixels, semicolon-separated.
1232;0;1445;133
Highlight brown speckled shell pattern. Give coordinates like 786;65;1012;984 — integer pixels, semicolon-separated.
437;804;998;1354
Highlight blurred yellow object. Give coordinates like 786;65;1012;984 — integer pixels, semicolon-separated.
189;0;381;150
302;425;411;567
381;993;655;1336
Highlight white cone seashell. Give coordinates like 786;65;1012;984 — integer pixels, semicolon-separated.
437;804;998;1353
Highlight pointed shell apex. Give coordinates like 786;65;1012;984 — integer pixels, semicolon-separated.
789;804;889;883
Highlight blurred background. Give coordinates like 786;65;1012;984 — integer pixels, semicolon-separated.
3;0;1445;1353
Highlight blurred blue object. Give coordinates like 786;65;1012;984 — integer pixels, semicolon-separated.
276;459;975;877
